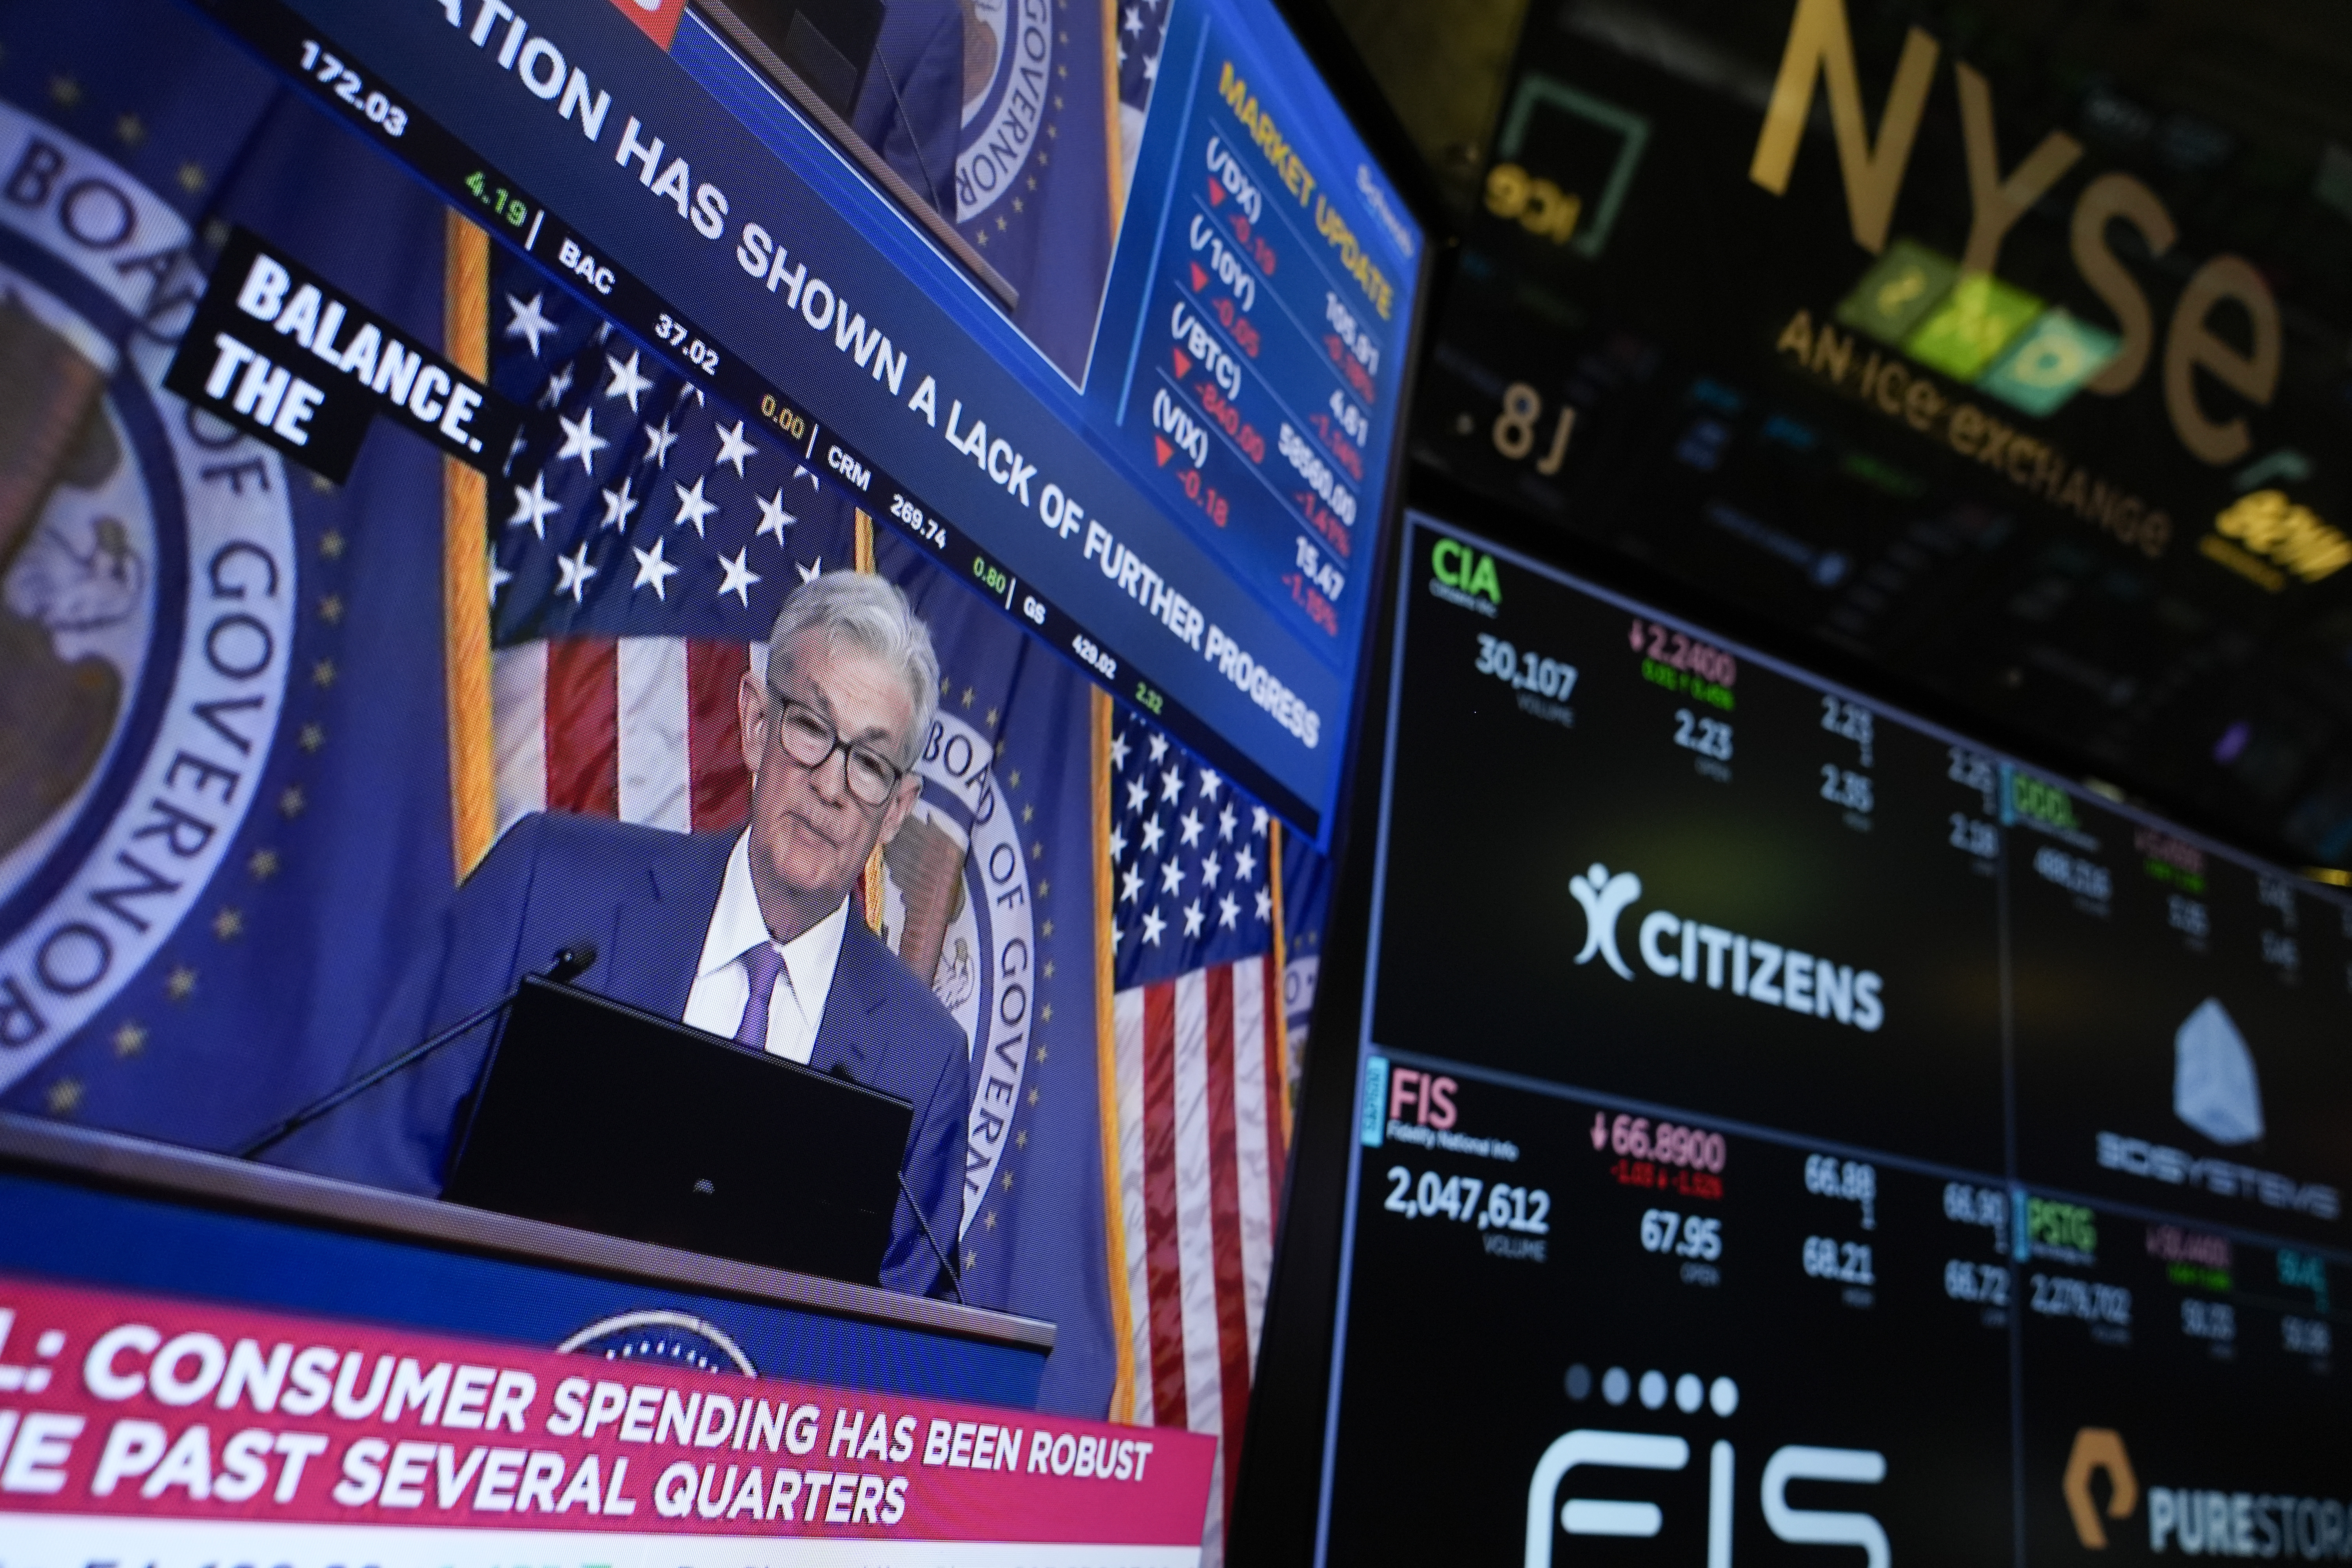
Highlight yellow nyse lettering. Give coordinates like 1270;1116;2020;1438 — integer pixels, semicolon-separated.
1748;0;2280;466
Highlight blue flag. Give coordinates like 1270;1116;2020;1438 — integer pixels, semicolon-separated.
0;4;463;1145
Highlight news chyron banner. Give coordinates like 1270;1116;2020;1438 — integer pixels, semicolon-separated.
0;0;1338;1539
0;1275;1214;1566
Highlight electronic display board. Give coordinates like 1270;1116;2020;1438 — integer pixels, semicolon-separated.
0;0;1390;1534
186;0;1425;841
1276;513;2349;1566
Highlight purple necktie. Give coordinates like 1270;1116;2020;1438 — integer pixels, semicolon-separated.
734;941;786;1049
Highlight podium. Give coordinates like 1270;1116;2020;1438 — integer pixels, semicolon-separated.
0;1112;1053;1406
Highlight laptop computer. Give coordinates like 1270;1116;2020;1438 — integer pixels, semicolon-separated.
441;976;913;1287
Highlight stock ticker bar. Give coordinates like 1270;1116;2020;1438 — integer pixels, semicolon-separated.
194;0;1344;837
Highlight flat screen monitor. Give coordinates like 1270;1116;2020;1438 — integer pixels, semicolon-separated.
0;0;1423;1553
1249;510;2351;1565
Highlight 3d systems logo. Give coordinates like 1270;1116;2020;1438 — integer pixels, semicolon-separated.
1567;862;1886;1031
2173;998;2264;1146
2062;1427;2352;1559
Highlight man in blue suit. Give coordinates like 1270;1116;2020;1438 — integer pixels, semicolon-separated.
284;573;967;1297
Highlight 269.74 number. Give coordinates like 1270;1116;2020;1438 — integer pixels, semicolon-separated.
1384;1167;1551;1234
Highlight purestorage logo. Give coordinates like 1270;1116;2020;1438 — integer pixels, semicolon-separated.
1569;863;1886;1031
2063;1428;2352;1559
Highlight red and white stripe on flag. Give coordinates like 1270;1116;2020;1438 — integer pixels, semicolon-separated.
490;639;770;840
1111;953;1287;1515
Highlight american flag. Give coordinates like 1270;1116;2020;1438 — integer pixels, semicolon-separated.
1102;707;1289;1530
483;269;855;838
1116;0;1172;115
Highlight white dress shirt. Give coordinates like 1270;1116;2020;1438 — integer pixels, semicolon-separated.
681;832;849;1063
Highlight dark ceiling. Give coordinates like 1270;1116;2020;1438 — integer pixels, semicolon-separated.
1328;0;2352;873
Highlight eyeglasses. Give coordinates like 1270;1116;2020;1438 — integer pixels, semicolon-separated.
766;686;907;808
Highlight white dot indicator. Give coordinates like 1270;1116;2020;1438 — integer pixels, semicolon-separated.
1675;1373;1703;1412
1602;1366;1631;1406
1710;1376;1740;1417
1638;1370;1667;1409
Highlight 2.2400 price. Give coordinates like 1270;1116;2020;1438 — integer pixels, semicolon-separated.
1383;1168;1551;1234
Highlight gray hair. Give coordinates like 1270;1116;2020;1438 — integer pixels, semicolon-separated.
766;571;939;768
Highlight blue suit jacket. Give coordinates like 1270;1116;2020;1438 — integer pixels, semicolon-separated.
849;0;962;216
278;812;968;1296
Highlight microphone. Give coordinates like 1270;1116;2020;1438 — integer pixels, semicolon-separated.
830;1059;965;1306
235;943;597;1160
547;942;598;984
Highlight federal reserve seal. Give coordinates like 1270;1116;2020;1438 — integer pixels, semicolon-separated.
558;1310;758;1375
953;0;1053;227
0;102;296;1087
878;705;1035;1238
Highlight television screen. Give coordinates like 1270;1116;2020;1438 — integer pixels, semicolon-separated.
1284;512;2349;1565
0;0;1424;1555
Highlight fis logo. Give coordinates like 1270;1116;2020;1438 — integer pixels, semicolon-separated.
2062;1428;2352;1559
1527;1388;1888;1568
1567;861;1887;1031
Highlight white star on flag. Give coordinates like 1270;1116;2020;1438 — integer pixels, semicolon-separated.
1234;844;1257;882
714;419;759;476
1199;768;1221;799
1120;864;1143;903
556;407;608;475
1178;808;1203;847
1139;814;1164;854
537;362;574;409
1218;802;1237;840
796;557;824;583
1201;851;1221;888
1109;731;1130;769
715;546;762;607
630;536;679;600
672;475;718;536
1160;766;1182;803
1159;858;1185;895
1140;907;1166;946
1182;900;1204;937
603;349;653;411
486;547;512;604
503;291;555;355
554;540;597;603
792;463;821;491
597;475;638;531
1217;893;1240;928
1254;887;1272;922
508;472;559;538
1125;776;1148;813
1251;805;1270;836
1108;824;1127;862
1147;732;1169;764
755;488;795;544
643;417;679;468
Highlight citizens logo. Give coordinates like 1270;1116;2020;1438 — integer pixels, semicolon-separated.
2062;1427;2352;1559
1567;861;1886;1031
